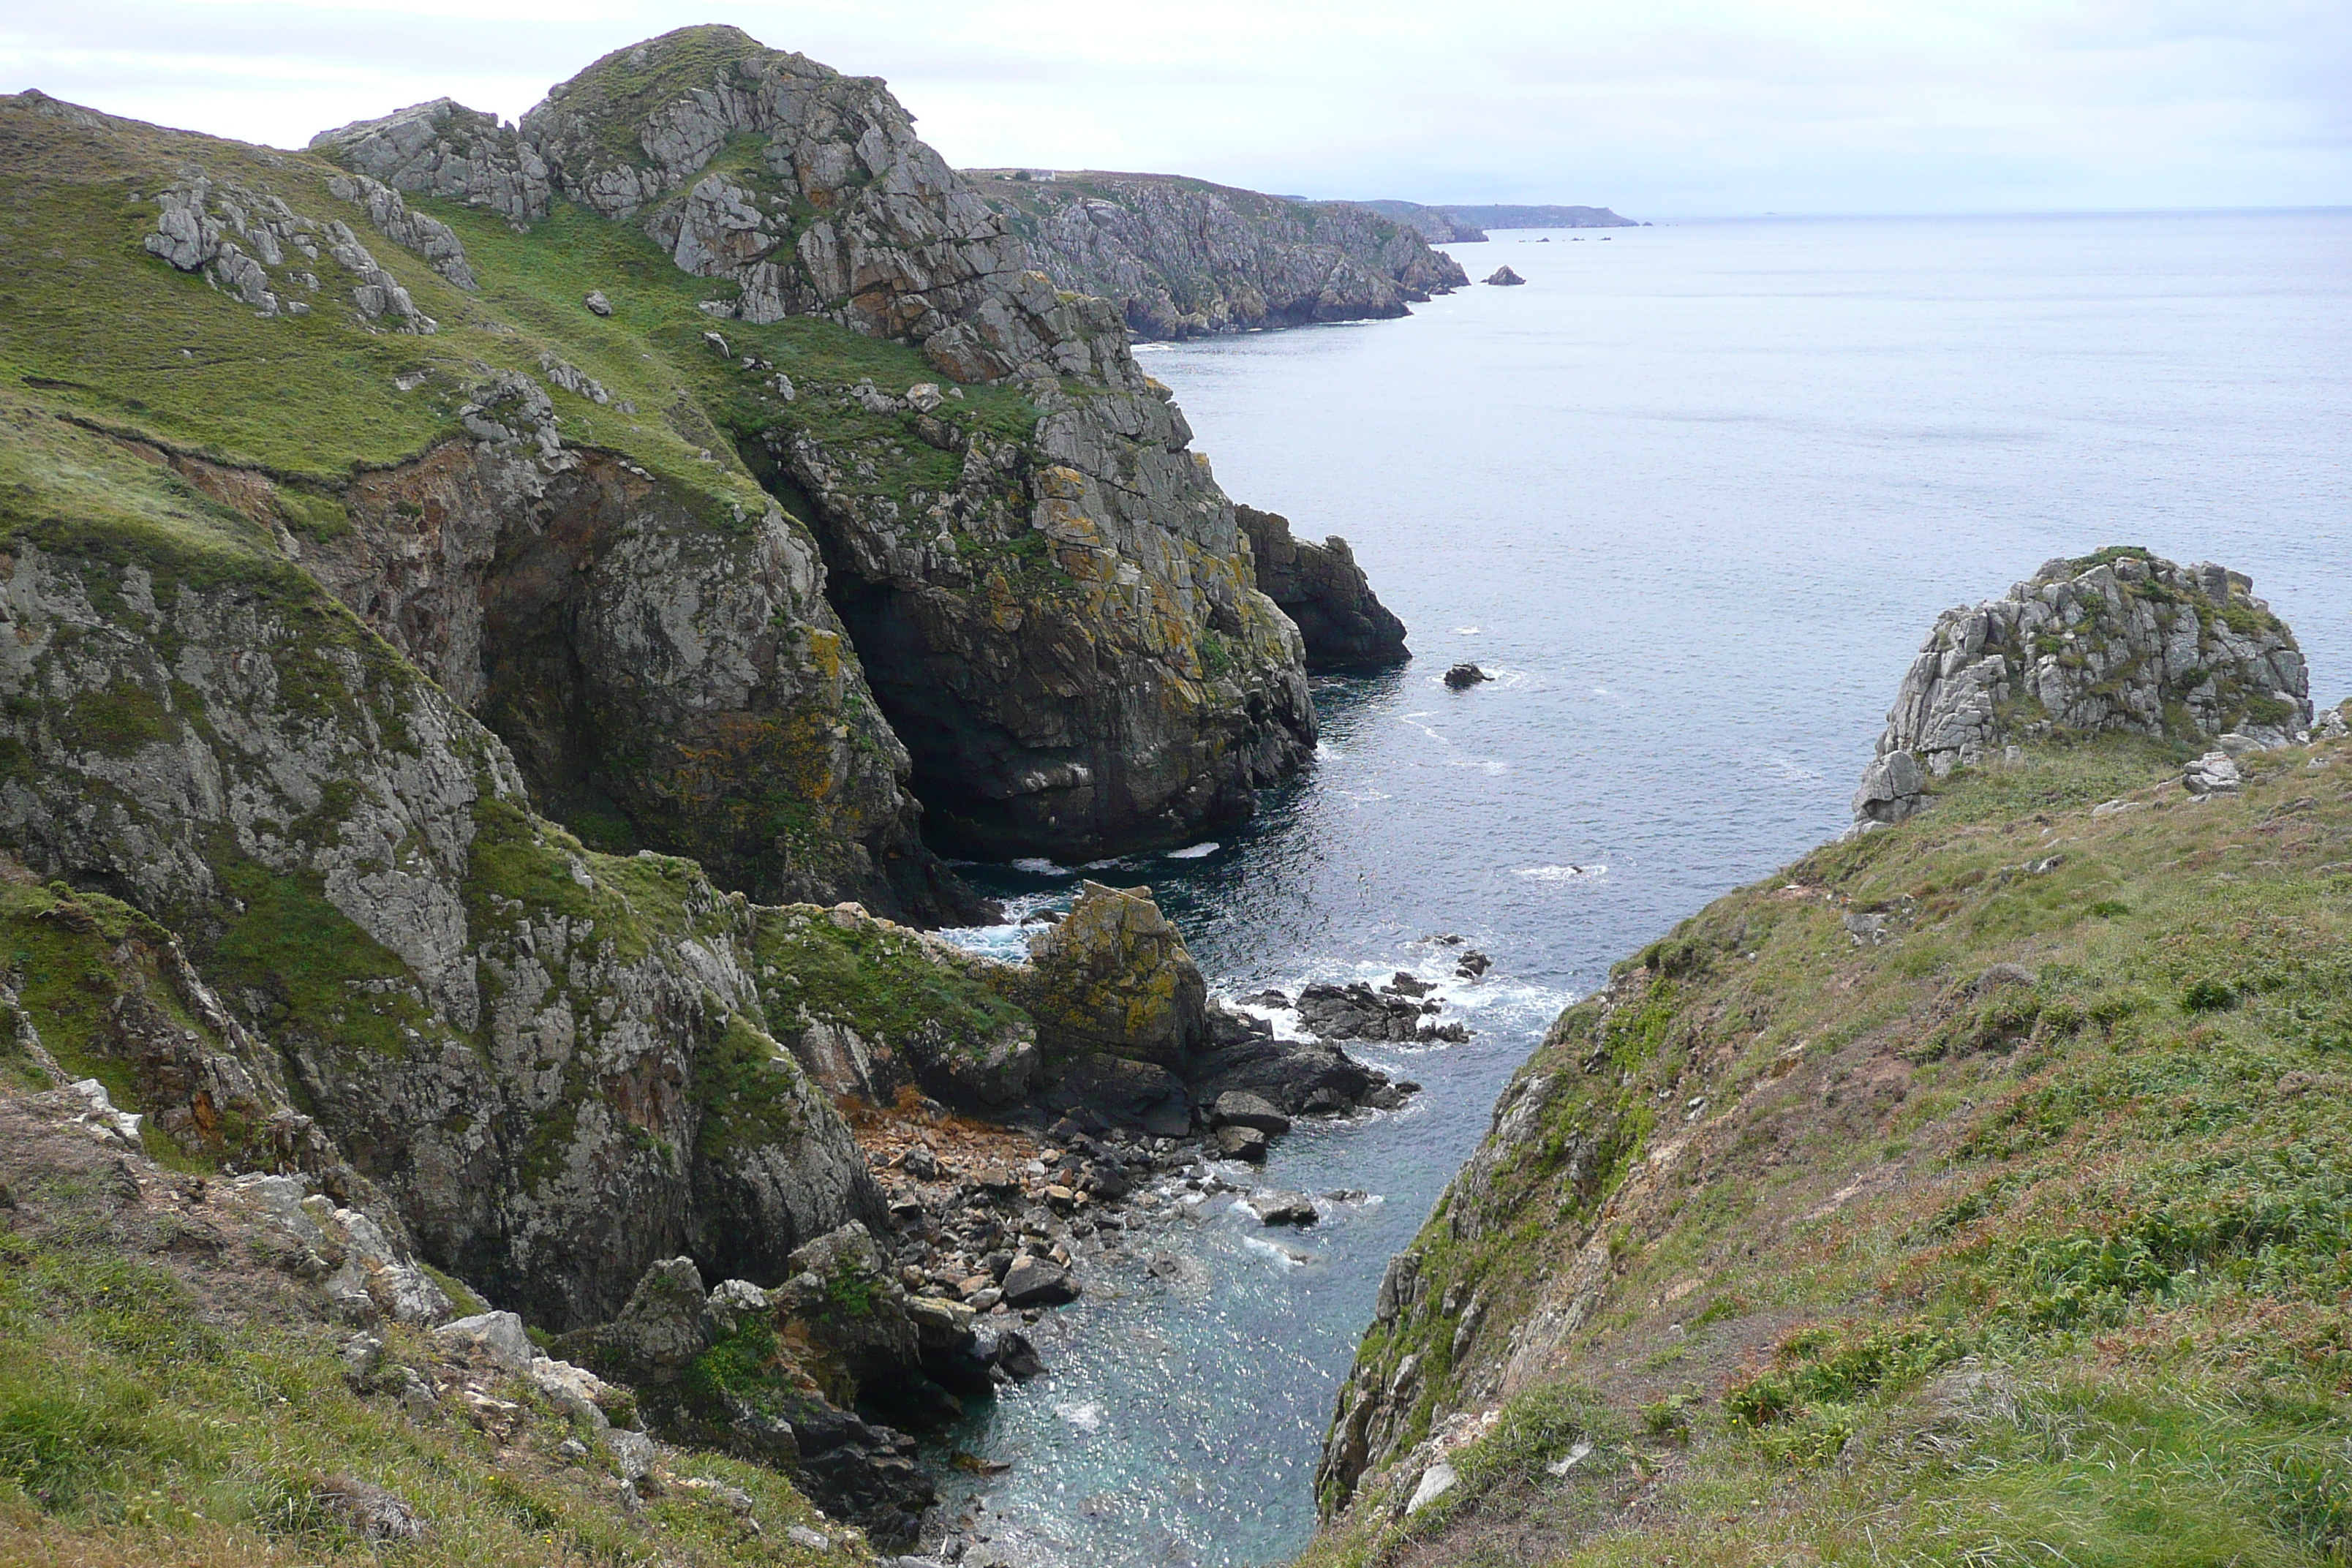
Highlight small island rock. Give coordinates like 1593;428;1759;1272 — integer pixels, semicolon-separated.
1483;266;1526;287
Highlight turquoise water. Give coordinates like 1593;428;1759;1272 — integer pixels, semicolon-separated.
930;210;2352;1568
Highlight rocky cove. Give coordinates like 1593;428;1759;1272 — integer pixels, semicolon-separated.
2;23;2350;1568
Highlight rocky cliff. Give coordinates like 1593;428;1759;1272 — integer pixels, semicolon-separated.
1358;199;1638;238
316;29;1322;859
1853;549;2310;828
1354;200;1490;243
1305;559;2352;1567
1238;504;1409;670
973;170;1470;341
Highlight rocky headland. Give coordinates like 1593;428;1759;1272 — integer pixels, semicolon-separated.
1358;200;1638;241
1303;549;2352;1567
971;170;1470;341
0;24;1434;1564
1853;551;2310;829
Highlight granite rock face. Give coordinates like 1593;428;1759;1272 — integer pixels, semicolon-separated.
1238;505;1409;670
1852;551;2310;829
0;423;886;1330
975;170;1470;340
275;435;966;921
313;26;1322;859
309;97;552;223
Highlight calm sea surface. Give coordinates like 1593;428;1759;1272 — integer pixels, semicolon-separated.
929;210;2352;1568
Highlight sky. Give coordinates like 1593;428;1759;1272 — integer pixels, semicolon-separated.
4;1;2348;216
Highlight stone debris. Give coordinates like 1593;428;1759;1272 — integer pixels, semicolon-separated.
2185;750;2242;796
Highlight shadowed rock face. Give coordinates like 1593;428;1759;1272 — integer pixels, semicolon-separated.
1238;505;1410;671
320;23;1324;862
283;439;978;922
0;500;887;1329
1852;550;2310;828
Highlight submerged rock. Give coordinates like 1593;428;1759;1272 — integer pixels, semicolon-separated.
1444;663;1490;688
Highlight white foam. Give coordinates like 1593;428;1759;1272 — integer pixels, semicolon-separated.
1010;857;1069;875
1453;625;1482;634
1240;1235;1311;1269
1164;842;1219;859
1514;864;1606;881
1055;1402;1107;1431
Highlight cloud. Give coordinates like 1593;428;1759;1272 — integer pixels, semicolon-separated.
2;0;2344;211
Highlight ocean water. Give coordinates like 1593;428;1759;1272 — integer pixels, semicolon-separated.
928;210;2352;1568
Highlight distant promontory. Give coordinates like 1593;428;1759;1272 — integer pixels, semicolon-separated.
970;169;1469;341
1355;199;1638;241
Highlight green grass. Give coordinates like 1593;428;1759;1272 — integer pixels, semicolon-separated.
0;1163;855;1565
747;905;1029;1068
1304;731;2352;1567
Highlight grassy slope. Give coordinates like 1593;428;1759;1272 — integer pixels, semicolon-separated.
0;94;1038;525
1309;722;2352;1567
0;1117;864;1568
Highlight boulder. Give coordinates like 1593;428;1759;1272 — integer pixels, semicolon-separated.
999;1256;1079;1308
584;289;612;315
1019;883;1208;1067
2185;751;2242;796
1444;663;1490;688
1245;1191;1319;1226
593;1257;712;1374
1214;1125;1270;1162
434;1310;535;1374
1852;749;1926;828
1212;1091;1292;1137
1044;1052;1192;1137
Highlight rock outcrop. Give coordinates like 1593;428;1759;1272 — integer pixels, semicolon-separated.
315;26;1326;859
0;407;886;1330
973;170;1469;340
1238;505;1409;670
1483;265;1526;287
1853;550;2310;828
1017;880;1210;1067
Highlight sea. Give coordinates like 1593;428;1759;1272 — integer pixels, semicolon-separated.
923;209;2352;1568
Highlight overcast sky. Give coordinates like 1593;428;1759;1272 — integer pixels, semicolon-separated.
6;1;2347;215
